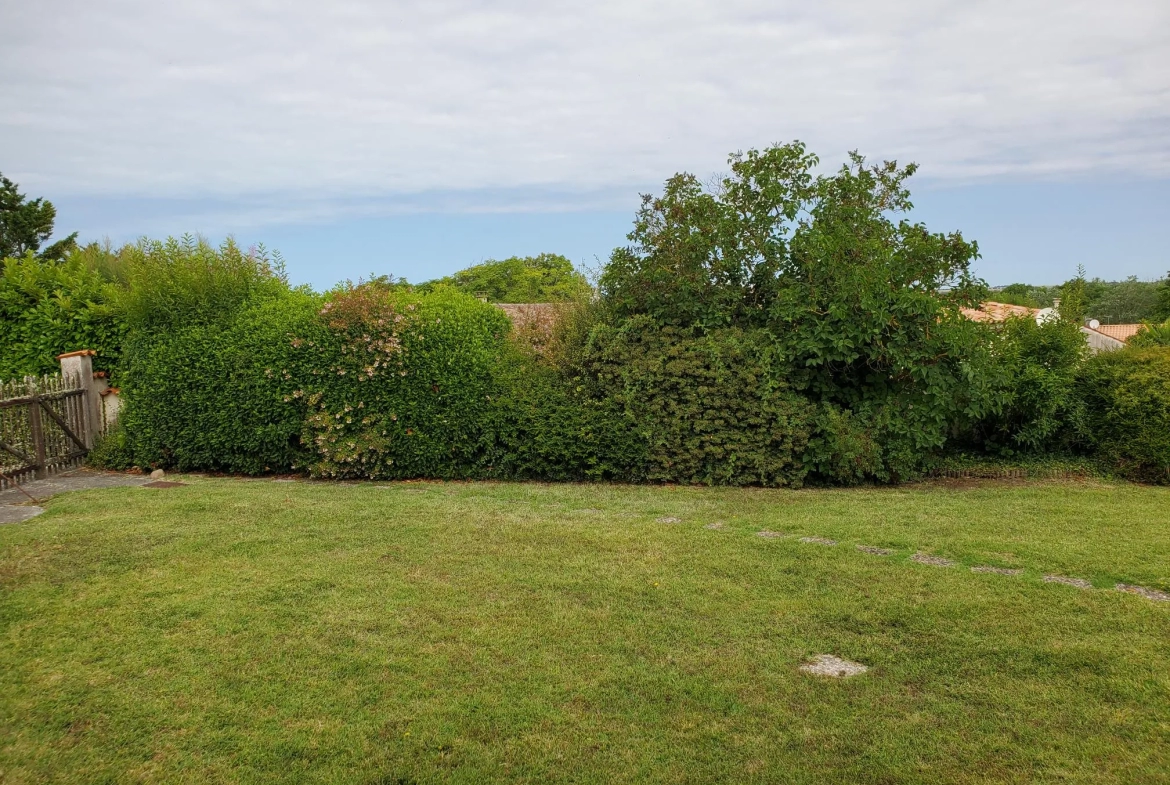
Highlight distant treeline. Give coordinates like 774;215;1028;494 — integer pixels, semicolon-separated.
994;274;1170;325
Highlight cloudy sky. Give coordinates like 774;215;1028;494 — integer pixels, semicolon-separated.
3;0;1168;288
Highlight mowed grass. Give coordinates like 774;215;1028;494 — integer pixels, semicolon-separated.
1;478;1168;784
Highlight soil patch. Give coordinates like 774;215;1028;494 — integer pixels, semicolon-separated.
799;654;868;678
911;553;956;567
1043;575;1092;589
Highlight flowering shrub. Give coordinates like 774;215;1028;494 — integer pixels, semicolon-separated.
289;282;512;478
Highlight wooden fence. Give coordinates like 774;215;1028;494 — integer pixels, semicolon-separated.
0;374;90;490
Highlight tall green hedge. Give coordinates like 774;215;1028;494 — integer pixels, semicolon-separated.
1075;348;1170;484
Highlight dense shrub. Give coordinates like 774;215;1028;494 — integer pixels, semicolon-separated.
118;236;311;472
599;143;998;482
122;291;320;472
420;254;591;302
0;252;125;380
480;356;647;481
582;320;814;486
288;284;513;479
1129;320;1170;349
1075;348;1170;483
969;316;1087;454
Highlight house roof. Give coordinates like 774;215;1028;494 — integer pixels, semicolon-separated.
1092;324;1144;342
960;301;1040;323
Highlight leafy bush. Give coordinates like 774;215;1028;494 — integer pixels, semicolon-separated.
582;320;813;486
1128;320;1170;349
480;356;647;482
289;284;513;479
598;143;998;482
121;291;320;472
0;252;125;380
1075;348;1170;483
420;254;591;302
119;235;288;333
970;316;1087;454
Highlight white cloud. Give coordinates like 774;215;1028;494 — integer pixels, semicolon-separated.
2;0;1168;217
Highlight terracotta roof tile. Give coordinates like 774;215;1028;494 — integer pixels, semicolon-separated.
1093;324;1144;342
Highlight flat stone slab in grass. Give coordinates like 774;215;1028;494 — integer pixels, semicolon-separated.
1043;575;1092;589
971;566;1024;576
0;468;150;507
799;654;868;678
799;536;838;546
0;505;44;525
142;481;187;489
704;522;726;530
1116;583;1170;602
911;553;956;567
656;516;682;524
856;545;894;556
756;530;786;539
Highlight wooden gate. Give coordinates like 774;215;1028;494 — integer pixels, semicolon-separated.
0;374;89;489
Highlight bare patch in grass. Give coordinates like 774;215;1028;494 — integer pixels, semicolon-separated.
142;481;187;489
756;530;786;539
1115;584;1170;602
704;522;726;530
971;566;1024;576
799;654;868;678
656;516;682;524
1043;575;1092;589
911;553;956;567
856;545;893;556
799;537;837;546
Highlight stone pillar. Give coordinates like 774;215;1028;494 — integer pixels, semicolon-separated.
57;350;101;448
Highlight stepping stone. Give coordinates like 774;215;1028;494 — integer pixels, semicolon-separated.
0;506;44;525
656;516;682;524
856;545;893;556
971;566;1024;576
756;530;786;539
1043;575;1092;589
704;522;726;530
799;654;868;678
799;536;837;546
1115;583;1170;602
911;553;956;567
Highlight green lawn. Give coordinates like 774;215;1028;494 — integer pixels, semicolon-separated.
2;478;1168;784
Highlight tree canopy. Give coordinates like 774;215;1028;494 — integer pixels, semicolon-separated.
0;173;78;261
420;253;591;302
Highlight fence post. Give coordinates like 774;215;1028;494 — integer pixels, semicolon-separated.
57;350;100;449
27;381;47;479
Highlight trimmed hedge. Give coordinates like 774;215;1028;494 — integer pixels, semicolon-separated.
584;320;814;486
1075;347;1170;484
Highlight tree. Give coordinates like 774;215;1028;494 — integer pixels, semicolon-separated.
1154;271;1170;322
1059;266;1088;324
421;254;591;302
0;172;77;260
595;142;998;481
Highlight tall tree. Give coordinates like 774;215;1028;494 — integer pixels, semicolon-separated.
0;172;78;260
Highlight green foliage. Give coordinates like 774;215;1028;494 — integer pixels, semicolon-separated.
0;172;77;260
971;316;1086;454
600;143;996;482
1075;348;1170;483
119;235;289;333
1058;266;1088;325
1089;276;1162;324
121;291;320;473
0;252;125;380
481;356;647;482
1154;273;1170;321
1128;319;1170;348
290;284;513;479
86;422;135;471
581;320;813;486
421;254;591;302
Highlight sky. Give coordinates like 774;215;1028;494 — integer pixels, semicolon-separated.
3;0;1168;290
